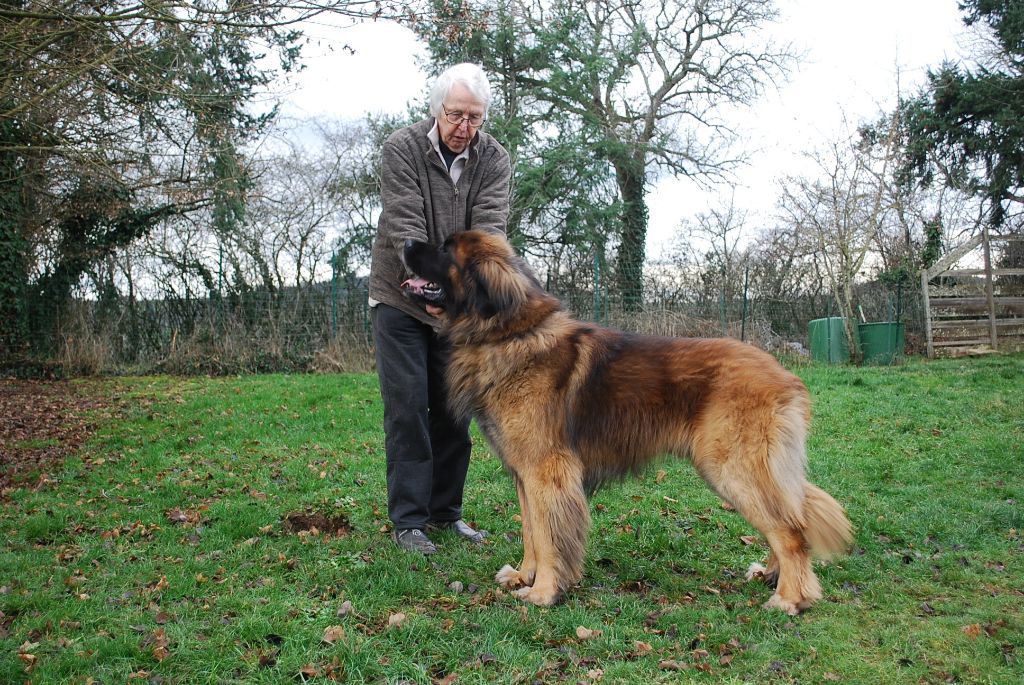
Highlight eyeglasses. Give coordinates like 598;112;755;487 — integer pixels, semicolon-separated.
441;104;486;128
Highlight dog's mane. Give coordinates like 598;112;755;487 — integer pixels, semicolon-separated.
446;232;563;344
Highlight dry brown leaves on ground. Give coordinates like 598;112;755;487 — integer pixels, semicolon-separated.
0;378;117;493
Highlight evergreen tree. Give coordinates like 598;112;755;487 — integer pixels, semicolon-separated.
409;0;791;309
897;0;1024;230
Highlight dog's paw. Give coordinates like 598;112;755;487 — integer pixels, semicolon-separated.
745;562;767;581
496;564;529;589
746;562;779;587
513;584;559;607
763;592;801;616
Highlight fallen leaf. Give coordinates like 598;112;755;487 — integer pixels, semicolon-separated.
824;672;842;681
166;508;190;524
336;600;354;617
322;625;346;644
962;623;982;639
740;535;760;546
576;625;602;640
151;627;170;661
17;643;37;672
64;574;87;588
634;641;653;656
658;659;690;671
388;612;407;628
655;469;667;483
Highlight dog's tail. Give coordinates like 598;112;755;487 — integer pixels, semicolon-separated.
802;483;853;559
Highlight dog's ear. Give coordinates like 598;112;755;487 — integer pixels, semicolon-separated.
467;256;531;319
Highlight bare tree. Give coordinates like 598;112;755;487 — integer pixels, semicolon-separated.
245;118;381;290
678;195;750;302
0;1;398;358
777;115;901;361
517;0;794;307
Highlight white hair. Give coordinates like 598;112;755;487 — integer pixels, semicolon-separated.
428;62;492;118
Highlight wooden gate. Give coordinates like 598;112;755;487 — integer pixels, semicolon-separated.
921;229;1024;357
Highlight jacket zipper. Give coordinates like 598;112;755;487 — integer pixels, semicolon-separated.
453;185;459;231
430;143;469;233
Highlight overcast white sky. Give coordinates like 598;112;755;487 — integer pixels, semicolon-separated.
279;0;970;259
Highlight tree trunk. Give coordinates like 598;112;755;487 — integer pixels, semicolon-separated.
0;218;29;359
838;281;862;365
614;154;647;311
0;142;31;360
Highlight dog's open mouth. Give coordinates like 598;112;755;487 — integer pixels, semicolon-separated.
400;276;444;303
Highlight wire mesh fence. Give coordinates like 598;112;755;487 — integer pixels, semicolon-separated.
17;271;923;377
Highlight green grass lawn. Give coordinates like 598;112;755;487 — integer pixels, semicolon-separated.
2;355;1022;684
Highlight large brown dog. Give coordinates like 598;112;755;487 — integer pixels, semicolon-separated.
401;230;852;614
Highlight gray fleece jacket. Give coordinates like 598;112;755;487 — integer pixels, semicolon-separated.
369;118;512;326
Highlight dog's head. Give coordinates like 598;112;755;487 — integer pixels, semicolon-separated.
402;230;545;323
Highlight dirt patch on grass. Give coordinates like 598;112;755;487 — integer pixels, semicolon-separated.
283;511;353;537
0;379;117;493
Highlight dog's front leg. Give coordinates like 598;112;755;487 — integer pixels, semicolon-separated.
496;474;536;590
507;454;588;607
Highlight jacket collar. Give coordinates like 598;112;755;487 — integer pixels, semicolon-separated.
417;117;482;157
427;120;471;166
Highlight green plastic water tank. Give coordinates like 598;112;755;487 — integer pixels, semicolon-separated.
857;322;905;365
808;317;854;364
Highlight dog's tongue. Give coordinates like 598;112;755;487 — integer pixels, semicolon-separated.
401;276;431;294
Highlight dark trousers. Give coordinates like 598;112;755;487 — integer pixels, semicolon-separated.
371;304;472;530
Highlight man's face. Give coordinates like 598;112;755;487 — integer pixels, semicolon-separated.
437;82;486;154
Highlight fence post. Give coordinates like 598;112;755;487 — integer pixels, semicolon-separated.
982;223;998;350
719;267;727;336
593;249;608;324
331;251;338;337
215;243;224;336
740;263;749;342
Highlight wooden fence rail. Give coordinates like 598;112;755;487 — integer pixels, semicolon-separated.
921;230;1024;357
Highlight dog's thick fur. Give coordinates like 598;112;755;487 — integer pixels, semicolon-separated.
402;230;853;614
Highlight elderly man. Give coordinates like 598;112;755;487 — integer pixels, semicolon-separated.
368;63;512;554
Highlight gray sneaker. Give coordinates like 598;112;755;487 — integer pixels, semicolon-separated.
393;528;437;555
427;519;488;543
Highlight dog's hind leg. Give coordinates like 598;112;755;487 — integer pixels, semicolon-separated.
700;415;831;614
496;474;537;590
508;454;588;607
711;471;819;614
